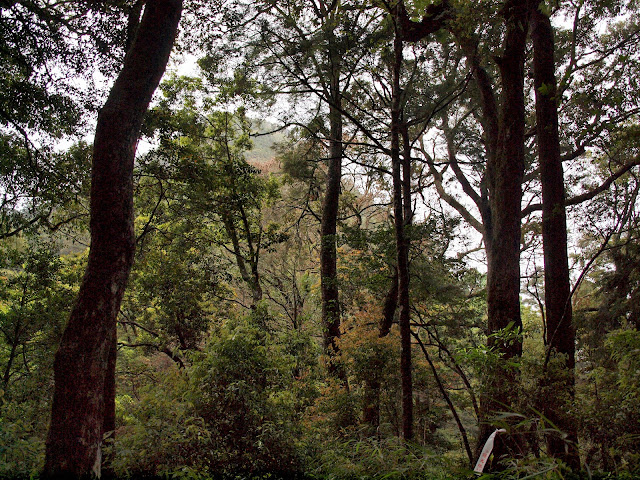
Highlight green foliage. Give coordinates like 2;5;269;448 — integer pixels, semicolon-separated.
0;241;78;397
0;138;91;238
572;203;640;471
139;73;288;306
108;368;212;479
0;240;83;478
576;328;640;473
0;1;131;237
112;307;308;477
188;307;304;474
306;435;458;480
3;1;640;479
123;221;224;353
0;407;45;478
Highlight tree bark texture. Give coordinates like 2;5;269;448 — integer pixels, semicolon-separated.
44;1;182;477
485;0;527;366
472;0;528;464
531;5;579;470
101;337;117;477
320;77;345;380
391;13;413;441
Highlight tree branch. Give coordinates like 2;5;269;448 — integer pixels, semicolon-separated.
521;156;640;217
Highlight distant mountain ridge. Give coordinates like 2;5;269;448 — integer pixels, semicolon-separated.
245;121;286;165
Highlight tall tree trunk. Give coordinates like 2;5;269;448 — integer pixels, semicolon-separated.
361;267;399;432
320;80;344;380
395;0;528;459
474;0;528;465
43;1;182;477
391;12;413;441
531;5;579;470
389;0;450;441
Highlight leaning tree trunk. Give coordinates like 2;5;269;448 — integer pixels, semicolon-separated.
43;1;182;477
531;5;579;470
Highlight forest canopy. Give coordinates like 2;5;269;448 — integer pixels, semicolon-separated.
1;0;640;479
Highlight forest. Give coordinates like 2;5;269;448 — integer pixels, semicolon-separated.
1;0;639;478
